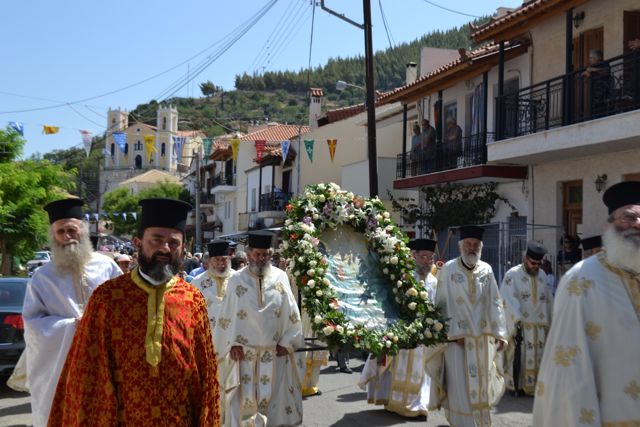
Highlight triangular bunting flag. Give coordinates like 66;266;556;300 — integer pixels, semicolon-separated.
80;130;92;156
255;140;266;163
84;213;90;221
93;213;100;221
280;140;290;164
42;125;60;135
327;139;337;162
304;139;314;163
144;135;156;162
122;212;127;221
230;138;240;162
203;138;213;157
131;212;137;221
8;121;24;136
113;132;127;153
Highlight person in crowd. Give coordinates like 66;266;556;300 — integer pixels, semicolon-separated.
47;198;220;426
541;258;557;296
114;253;132;273
214;231;304;427
360;238;438;417
410;121;422;175
501;241;553;396
23;198;122;427
189;252;209;277
183;251;200;274
582;48;611;118
421;118;437;173
231;251;247;270
581;235;603;258
557;234;582;275
533;181;640;425
445;116;463;168
427;225;508;427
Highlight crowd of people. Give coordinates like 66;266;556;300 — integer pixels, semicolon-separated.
11;180;640;426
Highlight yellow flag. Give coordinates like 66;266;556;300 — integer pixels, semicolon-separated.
144;135;156;162
42;125;60;135
327;139;337;162
230;138;240;161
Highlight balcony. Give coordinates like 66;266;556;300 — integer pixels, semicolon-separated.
258;191;292;220
210;172;236;194
490;50;640;164
393;132;527;190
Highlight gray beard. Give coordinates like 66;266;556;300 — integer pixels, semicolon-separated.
461;249;481;267
248;262;269;276
603;226;640;274
210;266;231;278
50;234;93;279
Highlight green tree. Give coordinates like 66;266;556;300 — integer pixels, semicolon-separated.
0;127;76;275
102;182;191;236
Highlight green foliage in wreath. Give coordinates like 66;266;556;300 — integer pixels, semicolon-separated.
279;183;448;357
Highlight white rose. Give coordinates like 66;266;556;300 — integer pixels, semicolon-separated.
408;302;417;310
392;288;398;294
317;269;324;275
305;248;312;254
307;279;315;288
390;256;399;265
307;269;315;277
354;342;361;349
309;260;317;267
313;214;319;220
318;195;326;203
281;241;289;250
287;225;294;230
396;281;403;288
419;291;429;300
317;183;326;190
322;326;334;336
322;278;330;285
382;268;389;274
316;290;323;297
383;211;390;219
375;214;382;221
424;330;433;338
285;219;292;226
426;317;434;325
298;257;304;262
387;332;394;338
392;336;399;343
390;274;396;280
294;271;300;277
314;315;323;324
405;288;418;297
346;192;354;199
385;340;392;348
395;297;401;304
335;325;344;334
434;322;443;331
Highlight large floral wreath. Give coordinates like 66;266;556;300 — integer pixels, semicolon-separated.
279;183;448;357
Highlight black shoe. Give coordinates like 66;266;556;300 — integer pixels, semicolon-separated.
339;367;353;374
315;390;322;396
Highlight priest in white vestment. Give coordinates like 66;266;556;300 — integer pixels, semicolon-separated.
22;198;122;427
500;241;553;396
534;181;640;426
215;231;304;427
191;239;236;423
426;225;508;427
359;238;438;417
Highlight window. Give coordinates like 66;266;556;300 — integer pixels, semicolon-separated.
162;117;167;130
161;143;166;157
110;143;115;156
124;144;129;155
135;155;142;169
134;140;143;151
251;188;257;212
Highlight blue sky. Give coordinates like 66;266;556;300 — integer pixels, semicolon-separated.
1;0;521;157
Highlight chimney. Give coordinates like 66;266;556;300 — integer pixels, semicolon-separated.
308;88;324;129
406;62;418;85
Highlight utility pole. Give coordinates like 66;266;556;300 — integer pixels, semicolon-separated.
194;145;202;253
320;0;378;197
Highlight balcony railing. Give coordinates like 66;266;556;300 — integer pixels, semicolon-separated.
212;172;234;187
499;50;640;138
396;132;494;178
259;191;293;212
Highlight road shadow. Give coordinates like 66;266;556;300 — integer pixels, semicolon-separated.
493;393;534;415
335;391;367;403
320;364;364;375
0;402;31;417
329;409;426;426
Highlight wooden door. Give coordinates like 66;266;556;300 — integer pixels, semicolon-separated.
624;11;640;54
563;180;583;237
574;27;604;120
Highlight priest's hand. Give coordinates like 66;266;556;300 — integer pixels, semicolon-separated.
496;340;506;352
454;338;465;346
276;345;289;357
230;345;244;361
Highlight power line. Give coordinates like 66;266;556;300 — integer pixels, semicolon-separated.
378;0;395;49
261;5;312;72
249;0;300;74
421;0;479;18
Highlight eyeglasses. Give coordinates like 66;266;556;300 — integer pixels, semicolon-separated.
613;211;640;225
526;257;542;266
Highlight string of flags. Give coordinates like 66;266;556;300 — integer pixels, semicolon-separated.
84;212;138;222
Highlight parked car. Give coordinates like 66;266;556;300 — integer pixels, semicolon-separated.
0;277;27;376
26;251;51;268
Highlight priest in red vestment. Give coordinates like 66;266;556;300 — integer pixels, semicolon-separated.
48;198;220;426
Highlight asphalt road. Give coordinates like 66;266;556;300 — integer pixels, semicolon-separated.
0;359;533;427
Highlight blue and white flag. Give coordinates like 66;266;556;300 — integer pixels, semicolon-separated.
102;148;112;157
122;212;127;221
8;121;24;136
113;132;127;154
93;213;100;221
130;212;137;221
84;213;90;221
280;140;290;164
172;136;186;162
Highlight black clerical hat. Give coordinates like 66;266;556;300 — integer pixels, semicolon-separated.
43;198;84;224
603;181;640;214
525;241;547;261
207;240;231;257
247;231;274;249
138;198;192;233
408;238;437;252
459;225;484;241
581;235;602;251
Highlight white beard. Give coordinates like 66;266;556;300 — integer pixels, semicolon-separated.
49;230;93;279
211;265;231;278
461;248;482;267
248;262;270;276
603;226;640;274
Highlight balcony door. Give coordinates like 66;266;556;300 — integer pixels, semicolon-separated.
562;180;583;237
573;27;604;120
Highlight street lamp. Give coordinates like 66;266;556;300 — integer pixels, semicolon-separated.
336;80;365;91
